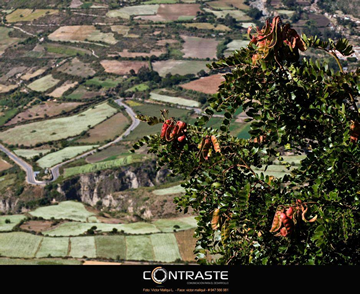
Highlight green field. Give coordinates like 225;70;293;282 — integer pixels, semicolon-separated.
27;74;61;92
126;83;150;92
152;60;210;77
126;235;154;261
152;185;185;195
107;5;159;19
95;235;126;260
6;9;58;22
63;154;147;178
43;221;161;237
150;92;200;107
0;215;26;231
0;109;18;127
36;237;69;258
36;145;98;168
0;103;117;146
152;217;196;232
143;0;177;3
0;258;82;265
85;77;123;89
151;233;182;262
203;8;252;21
0;27;23;56
0;232;42;258
44;43;91;57
69;236;96;258
14;148;51;159
29;201;96;222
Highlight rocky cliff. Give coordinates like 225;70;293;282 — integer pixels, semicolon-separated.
57;160;184;219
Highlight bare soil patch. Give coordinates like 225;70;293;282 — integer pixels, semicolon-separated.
83;261;122;265
77;112;130;144
180;74;225;94
136;4;200;21
20;220;66;233
175;229;196;262
100;60;149;75
57;57;96;78
118;49;166;58
181;35;219;59
0;159;12;172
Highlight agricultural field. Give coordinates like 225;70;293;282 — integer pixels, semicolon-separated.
224;39;250;57
27;74;61;93
63;154;147;178
65;85;105;100
5;101;84;126
35;237;69;258
203;8;252;21
69;236;96;258
13;148;51;159
57;57;96;78
6;9;59;22
106;5;160;19
76;112;129;144
36;145;99;168
43;43;92;57
94;235;126;260
183;23;231;31
150;92;201;107
43;221;161;237
151;233;182;262
152;184;186;196
85;143;133;163
0;215;26;231
100;60;149;75
175;228;196;261
21;67;48;81
126;235;154;261
0;102;118;146
0;232;42;258
0;174;17;191
180;74;225;94
135;4;201;22
0;258;82;265
0;158;13;172
208;0;250;10
0;84;18;94
48;81;79;98
181;35;219;59
125;83;150;92
152;60;209;77
29;201;96;222
117;48;166;58
48;25;117;45
84;76;123;90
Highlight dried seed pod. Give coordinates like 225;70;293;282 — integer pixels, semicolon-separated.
270;210;282;233
211;135;221;153
211;208;220;230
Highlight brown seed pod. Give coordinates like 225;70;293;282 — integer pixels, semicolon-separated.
270;210;282;233
211;208;220;230
211;135;221;153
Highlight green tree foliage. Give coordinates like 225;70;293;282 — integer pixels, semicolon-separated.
132;17;360;265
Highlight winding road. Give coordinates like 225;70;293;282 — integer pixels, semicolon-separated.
0;99;140;186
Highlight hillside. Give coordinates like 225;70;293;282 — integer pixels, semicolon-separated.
0;0;358;264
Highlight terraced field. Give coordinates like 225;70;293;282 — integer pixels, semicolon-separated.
27;74;61;92
6;9;59;22
152;60;209;77
36;145;99;168
0;103;117;146
29;201;96;222
150;92;200;107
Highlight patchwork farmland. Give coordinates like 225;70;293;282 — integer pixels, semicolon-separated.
0;102;118;146
0;0;336;265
